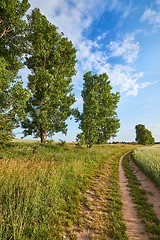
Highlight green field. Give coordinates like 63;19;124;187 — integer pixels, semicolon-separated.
0;142;137;240
133;145;160;187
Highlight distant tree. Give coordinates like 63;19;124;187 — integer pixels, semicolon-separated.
135;124;155;145
76;72;120;147
0;0;30;143
22;9;77;143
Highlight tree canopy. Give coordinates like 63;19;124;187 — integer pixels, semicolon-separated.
0;0;30;71
76;72;120;147
22;8;77;143
0;0;30;143
135;124;155;145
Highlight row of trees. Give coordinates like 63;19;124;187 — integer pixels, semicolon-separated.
0;0;120;146
0;1;155;146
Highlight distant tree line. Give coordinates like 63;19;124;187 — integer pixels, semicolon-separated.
0;1;155;146
135;124;155;145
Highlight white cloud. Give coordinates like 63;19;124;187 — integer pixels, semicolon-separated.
97;32;107;41
108;33;140;64
29;0;106;45
139;81;157;89
117;2;133;27
104;64;144;96
28;0;153;97
141;8;160;29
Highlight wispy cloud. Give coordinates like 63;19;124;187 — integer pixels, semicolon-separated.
75;31;147;97
141;4;160;30
104;64;144;96
29;0;106;44
108;33;140;64
117;1;133;27
97;32;107;41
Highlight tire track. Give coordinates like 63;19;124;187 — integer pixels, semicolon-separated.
119;154;149;240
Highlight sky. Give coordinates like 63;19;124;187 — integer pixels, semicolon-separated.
16;0;160;142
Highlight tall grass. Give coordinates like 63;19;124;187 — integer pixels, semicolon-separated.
0;142;136;239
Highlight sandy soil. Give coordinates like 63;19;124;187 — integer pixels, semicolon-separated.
119;154;149;240
119;154;160;239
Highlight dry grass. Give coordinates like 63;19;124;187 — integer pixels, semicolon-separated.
0;142;137;239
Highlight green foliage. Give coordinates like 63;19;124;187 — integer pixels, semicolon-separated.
135;124;155;145
0;1;30;144
0;57;30;144
76;71;120;147
0;0;30;72
0;115;14;144
22;8;77;143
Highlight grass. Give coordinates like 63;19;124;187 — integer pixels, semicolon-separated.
122;153;160;240
71;146;135;240
0;142;137;239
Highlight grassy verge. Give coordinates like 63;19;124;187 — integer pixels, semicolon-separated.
122;153;160;240
0;142;136;239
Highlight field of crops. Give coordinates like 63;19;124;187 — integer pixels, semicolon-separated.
133;145;160;187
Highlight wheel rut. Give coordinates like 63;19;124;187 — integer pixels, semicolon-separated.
119;153;160;240
119;154;149;240
130;159;160;218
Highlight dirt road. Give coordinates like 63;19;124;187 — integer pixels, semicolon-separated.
69;153;160;239
119;154;160;239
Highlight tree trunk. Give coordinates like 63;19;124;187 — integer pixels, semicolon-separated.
40;130;46;144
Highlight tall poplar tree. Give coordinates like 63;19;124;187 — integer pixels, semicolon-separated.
0;0;30;143
22;9;77;143
76;72;120;147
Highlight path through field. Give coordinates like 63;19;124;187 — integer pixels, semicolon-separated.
119;155;149;240
119;154;160;239
69;152;160;239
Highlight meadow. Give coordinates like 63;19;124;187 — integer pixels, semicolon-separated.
133;145;160;187
0;141;137;240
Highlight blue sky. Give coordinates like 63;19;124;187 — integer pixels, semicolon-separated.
17;0;160;142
